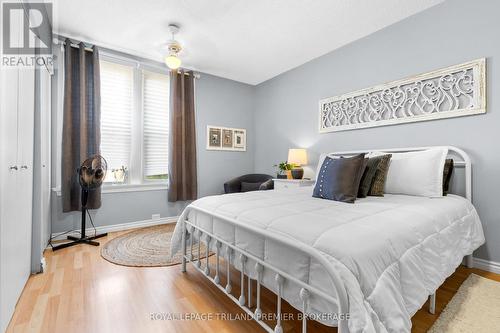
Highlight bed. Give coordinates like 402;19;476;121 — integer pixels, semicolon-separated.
170;146;485;333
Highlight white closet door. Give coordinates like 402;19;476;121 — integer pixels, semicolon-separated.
32;63;52;271
0;7;22;332
17;28;35;283
39;68;51;253
0;4;34;331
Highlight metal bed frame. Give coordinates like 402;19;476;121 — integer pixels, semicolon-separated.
179;146;474;333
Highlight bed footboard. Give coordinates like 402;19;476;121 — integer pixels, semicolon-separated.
180;205;350;333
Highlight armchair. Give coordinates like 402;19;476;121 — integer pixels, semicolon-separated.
224;174;274;193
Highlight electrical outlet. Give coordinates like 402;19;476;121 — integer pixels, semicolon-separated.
152;214;161;220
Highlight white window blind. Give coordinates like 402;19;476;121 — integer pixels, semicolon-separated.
100;61;134;182
143;71;169;180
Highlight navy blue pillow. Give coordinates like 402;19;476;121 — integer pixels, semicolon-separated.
313;153;366;203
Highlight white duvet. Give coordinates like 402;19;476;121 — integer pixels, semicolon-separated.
170;187;484;333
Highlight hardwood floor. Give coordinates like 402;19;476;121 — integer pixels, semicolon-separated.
7;229;500;333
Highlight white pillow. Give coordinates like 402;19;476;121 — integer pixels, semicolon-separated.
368;147;448;197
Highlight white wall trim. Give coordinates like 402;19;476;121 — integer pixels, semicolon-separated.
473;257;500;275
49;216;178;243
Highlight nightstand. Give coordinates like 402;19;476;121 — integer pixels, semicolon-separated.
273;178;315;190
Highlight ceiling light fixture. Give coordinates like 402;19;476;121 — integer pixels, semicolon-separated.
165;24;182;70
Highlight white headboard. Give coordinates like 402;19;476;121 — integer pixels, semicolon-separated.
326;146;472;201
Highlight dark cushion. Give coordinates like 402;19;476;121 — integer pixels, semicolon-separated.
368;154;392;197
241;182;263;192
358;156;384;198
224;174;273;193
313;153;366;203
443;159;454;195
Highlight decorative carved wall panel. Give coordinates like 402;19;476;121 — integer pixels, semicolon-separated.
319;58;486;133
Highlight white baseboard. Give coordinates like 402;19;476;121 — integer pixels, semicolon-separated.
473;257;500;274
49;216;178;243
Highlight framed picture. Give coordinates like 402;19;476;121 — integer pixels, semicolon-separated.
206;125;246;151
233;129;246;151
222;129;233;148
207;127;221;148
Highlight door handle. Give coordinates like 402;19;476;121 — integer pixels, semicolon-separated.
20;165;28;170
9;165;18;170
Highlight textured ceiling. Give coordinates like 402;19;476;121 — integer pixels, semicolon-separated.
53;0;443;85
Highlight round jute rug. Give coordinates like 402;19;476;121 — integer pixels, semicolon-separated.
101;223;209;267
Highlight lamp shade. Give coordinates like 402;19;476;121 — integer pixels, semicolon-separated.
287;148;308;166
165;55;181;70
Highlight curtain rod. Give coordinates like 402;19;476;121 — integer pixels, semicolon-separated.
54;37;200;78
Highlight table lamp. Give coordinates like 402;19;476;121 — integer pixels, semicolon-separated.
287;148;308;179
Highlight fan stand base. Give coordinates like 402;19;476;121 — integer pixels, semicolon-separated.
52;233;108;251
53;187;107;252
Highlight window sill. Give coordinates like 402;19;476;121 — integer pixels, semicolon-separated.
53;183;168;196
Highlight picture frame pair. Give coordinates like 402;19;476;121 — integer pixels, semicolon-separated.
206;125;246;151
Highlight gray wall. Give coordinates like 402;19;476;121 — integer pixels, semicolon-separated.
253;0;499;262
196;73;255;197
51;71;255;233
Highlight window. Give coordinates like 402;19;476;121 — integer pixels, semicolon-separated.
143;71;169;181
99;59;170;185
100;61;133;182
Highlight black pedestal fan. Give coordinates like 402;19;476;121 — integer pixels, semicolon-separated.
53;155;108;251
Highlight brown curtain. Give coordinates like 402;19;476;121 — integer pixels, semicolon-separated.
168;70;197;202
61;39;101;212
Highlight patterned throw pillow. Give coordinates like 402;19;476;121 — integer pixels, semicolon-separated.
442;159;454;195
368;154;392;196
313;153;366;203
358;156;384;198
